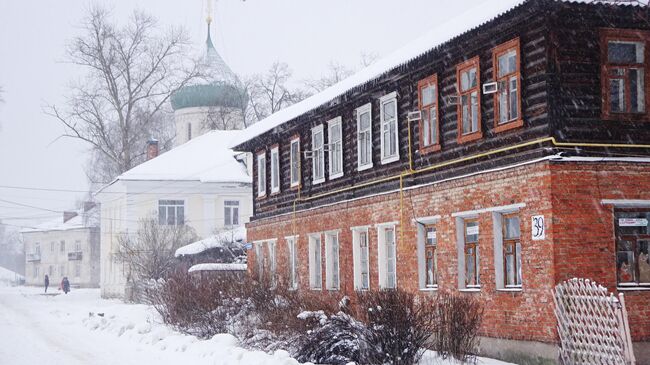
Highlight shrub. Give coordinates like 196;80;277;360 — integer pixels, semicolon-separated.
432;292;484;363
294;311;366;365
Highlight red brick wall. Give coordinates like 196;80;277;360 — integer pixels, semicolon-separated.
247;160;650;343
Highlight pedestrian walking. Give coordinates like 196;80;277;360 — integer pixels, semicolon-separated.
62;277;70;294
44;274;49;293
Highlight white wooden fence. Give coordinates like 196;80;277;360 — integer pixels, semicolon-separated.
552;278;635;365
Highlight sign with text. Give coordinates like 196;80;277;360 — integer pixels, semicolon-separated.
532;215;545;241
466;225;479;236
619;218;648;227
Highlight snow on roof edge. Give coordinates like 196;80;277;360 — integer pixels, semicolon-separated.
188;263;247;273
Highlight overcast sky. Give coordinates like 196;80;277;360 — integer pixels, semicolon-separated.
0;0;477;230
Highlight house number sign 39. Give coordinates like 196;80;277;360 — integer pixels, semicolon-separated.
532;215;545;241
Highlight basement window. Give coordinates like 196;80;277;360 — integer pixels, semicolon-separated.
493;38;523;132
601;29;650;121
615;210;650;287
456;57;483;144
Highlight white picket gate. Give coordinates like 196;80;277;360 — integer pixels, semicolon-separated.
552;278;635;365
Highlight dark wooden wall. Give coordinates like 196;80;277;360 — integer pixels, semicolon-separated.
244;0;650;221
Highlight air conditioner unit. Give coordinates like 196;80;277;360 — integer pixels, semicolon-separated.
407;111;422;122
483;82;498;94
303;150;314;159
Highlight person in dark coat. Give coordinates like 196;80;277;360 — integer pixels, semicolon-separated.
62;277;70;294
44;275;49;293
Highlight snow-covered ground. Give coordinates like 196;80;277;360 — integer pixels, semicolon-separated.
0;286;516;365
0;266;23;286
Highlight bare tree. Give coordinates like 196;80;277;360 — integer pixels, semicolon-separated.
304;61;354;94
248;62;307;121
46;6;199;184
116;216;197;282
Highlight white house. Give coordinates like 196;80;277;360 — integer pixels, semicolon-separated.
95;130;252;298
22;204;100;288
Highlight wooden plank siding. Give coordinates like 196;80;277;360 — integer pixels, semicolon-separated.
243;0;650;221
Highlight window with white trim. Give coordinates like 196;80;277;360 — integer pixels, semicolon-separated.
615;210;650;287
311;125;325;184
270;146;280;193
267;241;276;285
257;152;266;197
308;234;323;289
493;212;522;289
158;200;185;226
224;200;240;226
328;117;343;179
352;227;370;290
356;103;373;171
255;242;264;279
380;93;399;164
325;232;340;290
377;224;397;289
287;236;298;289
290;137;300;187
60;240;65;253
457;217;480;289
416;220;439;289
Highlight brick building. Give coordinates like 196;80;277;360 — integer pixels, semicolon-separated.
232;0;650;363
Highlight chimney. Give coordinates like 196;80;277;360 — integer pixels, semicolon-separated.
146;139;159;160
63;211;78;223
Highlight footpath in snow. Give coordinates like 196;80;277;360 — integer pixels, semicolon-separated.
0;286;516;365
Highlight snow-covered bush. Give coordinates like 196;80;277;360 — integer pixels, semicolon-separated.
294;311;366;365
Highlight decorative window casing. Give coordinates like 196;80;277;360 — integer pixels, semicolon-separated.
257;152;266;197
615;209;650;287
493;38;523;132
456;57;482;143
224;200;240;227
328;117;343;179
325;231;340;290
601;28;650;121
493;211;523;290
377;223;397;289
418;75;440;153
352;226;371;290
456;217;480;289
308;234;323;289
380;92;399;164
286;236;299;290
311;125;325;184
270;146;280;194
290;136;301;188
254;239;277;284
356;103;373;171
416;216;440;290
158;200;185;226
267;240;277;286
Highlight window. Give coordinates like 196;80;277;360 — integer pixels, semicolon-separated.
377;224;397;289
328;117;343;179
456;57;482;143
224;200;240;226
418;75;440;152
290;136;301;188
493;38;522;132
356;103;373;171
463;219;480;288
287;236;298;290
158;200;185;225
255;242;264;278
352;227;370;290
325;232;340;290
74;241;81;252
60;240;65;253
75;263;81;277
51;242;55;252
257;152;266;197
308;234;323;289
424;225;438;287
601;29;650;120
615;210;650;287
380;92;399;164
502;214;522;287
267;241;276;285
187;123;192;141
311;125;325;184
270;146;280;193
35;243;40;255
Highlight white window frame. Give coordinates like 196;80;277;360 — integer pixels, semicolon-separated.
267;240;277;286
415;216;441;291
492;209;523;291
376;222;398;289
308;234;323;290
270;146;280;194
257;152;267;197
158;200;185;226
379;92;399;165
352;226;371;290
286;235;299;290
224;200;240;227
456;216;481;291
254;242;265;278
356;103;373;171
311;125;325;185
290;137;301;188
327;117;344;179
325;230;340;290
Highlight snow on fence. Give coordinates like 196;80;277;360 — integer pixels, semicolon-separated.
552;278;635;365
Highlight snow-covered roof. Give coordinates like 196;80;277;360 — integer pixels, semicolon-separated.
117;130;251;184
0;266;23;282
188;263;247;273
21;208;99;233
175;226;246;257
230;0;628;149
